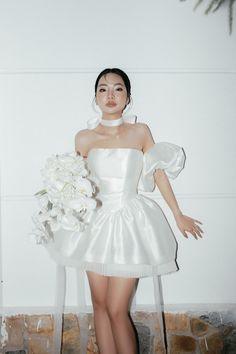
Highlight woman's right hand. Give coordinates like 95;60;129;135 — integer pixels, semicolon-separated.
175;213;203;240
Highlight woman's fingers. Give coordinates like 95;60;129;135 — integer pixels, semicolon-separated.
196;225;203;233
186;225;203;239
194;224;204;237
191;218;204;237
192;228;202;239
194;219;203;225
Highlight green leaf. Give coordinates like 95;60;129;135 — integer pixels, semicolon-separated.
34;189;47;197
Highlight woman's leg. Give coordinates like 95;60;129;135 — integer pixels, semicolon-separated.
107;276;139;354
86;271;117;354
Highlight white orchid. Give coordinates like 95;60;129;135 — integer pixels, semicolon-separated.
31;152;98;244
75;177;94;197
66;196;97;212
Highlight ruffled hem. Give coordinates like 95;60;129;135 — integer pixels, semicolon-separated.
45;246;178;277
80;260;178;278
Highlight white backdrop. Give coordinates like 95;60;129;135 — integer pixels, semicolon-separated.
0;0;236;312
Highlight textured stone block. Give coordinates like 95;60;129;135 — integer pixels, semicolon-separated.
169;334;197;353
190;317;209;337
176;314;190;332
136;322;153;354
200;312;222;327
223;328;236;354
61;314;81;354
28;335;52;354
164;312;175;331
4;316;24;348
132;311;151;322
25;314;53;334
164;313;189;332
199;332;224;354
154;338;166;354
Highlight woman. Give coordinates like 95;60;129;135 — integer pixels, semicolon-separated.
75;68;203;354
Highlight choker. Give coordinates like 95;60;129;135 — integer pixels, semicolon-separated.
100;116;124;127
87;114;137;130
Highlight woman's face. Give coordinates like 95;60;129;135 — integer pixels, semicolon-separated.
95;73;129;117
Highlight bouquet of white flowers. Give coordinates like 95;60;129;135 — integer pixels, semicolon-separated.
31;151;97;245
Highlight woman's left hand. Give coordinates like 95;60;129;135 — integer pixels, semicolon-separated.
174;213;203;240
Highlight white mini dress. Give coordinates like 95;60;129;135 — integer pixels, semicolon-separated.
46;116;185;278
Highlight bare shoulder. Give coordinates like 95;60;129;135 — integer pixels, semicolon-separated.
75;128;90;140
74;128;94;155
133;122;155;151
134;122;152;135
74;128;90;145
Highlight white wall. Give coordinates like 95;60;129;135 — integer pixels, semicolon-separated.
0;0;236;312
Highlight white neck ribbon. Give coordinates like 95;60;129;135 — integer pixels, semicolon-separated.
87;114;137;130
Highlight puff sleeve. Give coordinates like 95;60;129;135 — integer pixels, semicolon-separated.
138;142;186;192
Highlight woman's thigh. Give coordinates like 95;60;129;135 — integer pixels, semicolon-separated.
86;271;138;312
107;276;138;316
86;271;109;309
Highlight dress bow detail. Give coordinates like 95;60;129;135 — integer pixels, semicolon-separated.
86;114;137;129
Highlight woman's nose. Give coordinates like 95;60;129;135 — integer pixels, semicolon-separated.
108;90;115;99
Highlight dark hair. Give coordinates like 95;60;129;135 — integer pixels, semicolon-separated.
94;68;131;105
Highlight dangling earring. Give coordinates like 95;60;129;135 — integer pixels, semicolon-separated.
123;96;133;115
91;96;101;114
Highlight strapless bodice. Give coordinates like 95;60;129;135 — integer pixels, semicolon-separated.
87;148;143;205
86;143;185;200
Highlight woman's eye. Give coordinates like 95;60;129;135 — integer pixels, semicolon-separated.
99;88;106;92
116;87;123;91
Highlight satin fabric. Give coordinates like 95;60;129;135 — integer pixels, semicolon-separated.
46;143;185;277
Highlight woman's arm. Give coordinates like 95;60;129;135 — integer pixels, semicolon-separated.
141;123;203;239
74;129;92;157
154;169;203;239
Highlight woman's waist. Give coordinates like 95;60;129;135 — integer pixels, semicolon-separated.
97;190;137;210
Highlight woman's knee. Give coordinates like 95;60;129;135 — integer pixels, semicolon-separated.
107;303;128;322
92;296;108;312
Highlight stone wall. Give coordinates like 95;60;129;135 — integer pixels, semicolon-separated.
1;309;236;354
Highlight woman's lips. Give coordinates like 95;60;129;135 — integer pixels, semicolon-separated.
106;102;117;107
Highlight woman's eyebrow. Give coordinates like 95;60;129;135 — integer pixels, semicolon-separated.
98;83;125;87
